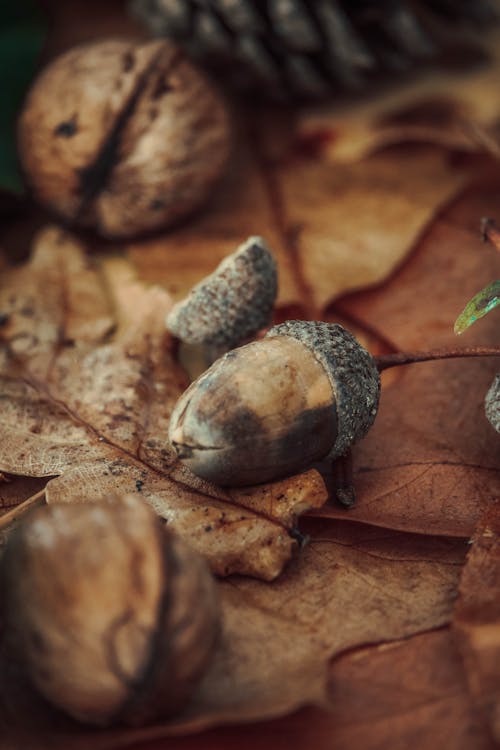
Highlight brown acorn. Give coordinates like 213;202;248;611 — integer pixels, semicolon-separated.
17;39;231;238
485;373;500;433
0;495;219;726
169;321;380;486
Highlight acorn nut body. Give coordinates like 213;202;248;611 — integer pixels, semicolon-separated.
0;495;219;726
169;321;380;486
17;39;230;238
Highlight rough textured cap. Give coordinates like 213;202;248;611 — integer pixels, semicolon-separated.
266;321;380;457
166;236;277;349
485;372;500;433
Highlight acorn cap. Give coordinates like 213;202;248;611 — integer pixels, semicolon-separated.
266;321;380;457
485;372;500;433
166;236;277;349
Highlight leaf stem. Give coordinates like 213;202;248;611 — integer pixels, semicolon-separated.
0;488;46;532
375;346;500;372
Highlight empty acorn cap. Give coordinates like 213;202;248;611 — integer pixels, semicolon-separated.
166;236;277;350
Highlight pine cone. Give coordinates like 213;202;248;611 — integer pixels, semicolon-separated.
130;0;498;100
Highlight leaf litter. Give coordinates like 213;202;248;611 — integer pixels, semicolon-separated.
0;226;327;581
0;211;489;748
1;50;500;746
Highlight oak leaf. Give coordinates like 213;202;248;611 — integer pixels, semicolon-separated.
313;185;500;537
122;629;495;750
128;125;468;313
0;226;327;581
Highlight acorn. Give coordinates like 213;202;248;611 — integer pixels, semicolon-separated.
166;236;277;358
17;39;230;238
485;372;500;433
168;320;380;486
0;495;219;726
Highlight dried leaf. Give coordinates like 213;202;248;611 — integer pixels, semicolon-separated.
453;504;500;743
2;6;500;744
275;145;469;310
0;521;467;749
129;124;468;313
312;186;500;536
112;630;494;750
0;226;327;581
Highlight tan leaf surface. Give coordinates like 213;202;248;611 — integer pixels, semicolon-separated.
453;503;500;743
0;521;467;749
128;140;302;309
275;145;469;310
0;228;327;581
128;123;468;314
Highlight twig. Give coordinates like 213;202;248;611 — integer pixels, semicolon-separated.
375;346;500;372
0;489;46;532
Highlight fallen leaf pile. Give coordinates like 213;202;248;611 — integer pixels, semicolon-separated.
1;6;500;747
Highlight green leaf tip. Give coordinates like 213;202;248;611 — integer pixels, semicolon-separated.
454;281;500;335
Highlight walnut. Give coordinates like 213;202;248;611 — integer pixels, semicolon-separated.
0;495;219;726
17;39;231;238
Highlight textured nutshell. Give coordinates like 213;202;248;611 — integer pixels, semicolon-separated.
266;321;380;457
0;495;219;727
17;39;230;238
485;372;500;433
166;236;277;349
169;334;336;485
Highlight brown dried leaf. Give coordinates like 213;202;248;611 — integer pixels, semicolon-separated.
453;503;500;743
312;185;500;536
128;141;302;309
275;145;469;310
0;227;327;581
118;629;495;750
0;521;467;749
129;124;468;313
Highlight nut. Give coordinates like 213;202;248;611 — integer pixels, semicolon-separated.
166;236;277;352
0;495;219;726
485;372;500;433
17;39;231;238
169;321;380;486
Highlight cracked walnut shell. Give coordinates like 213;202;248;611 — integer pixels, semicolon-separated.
17;39;231;238
0;495;219;726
